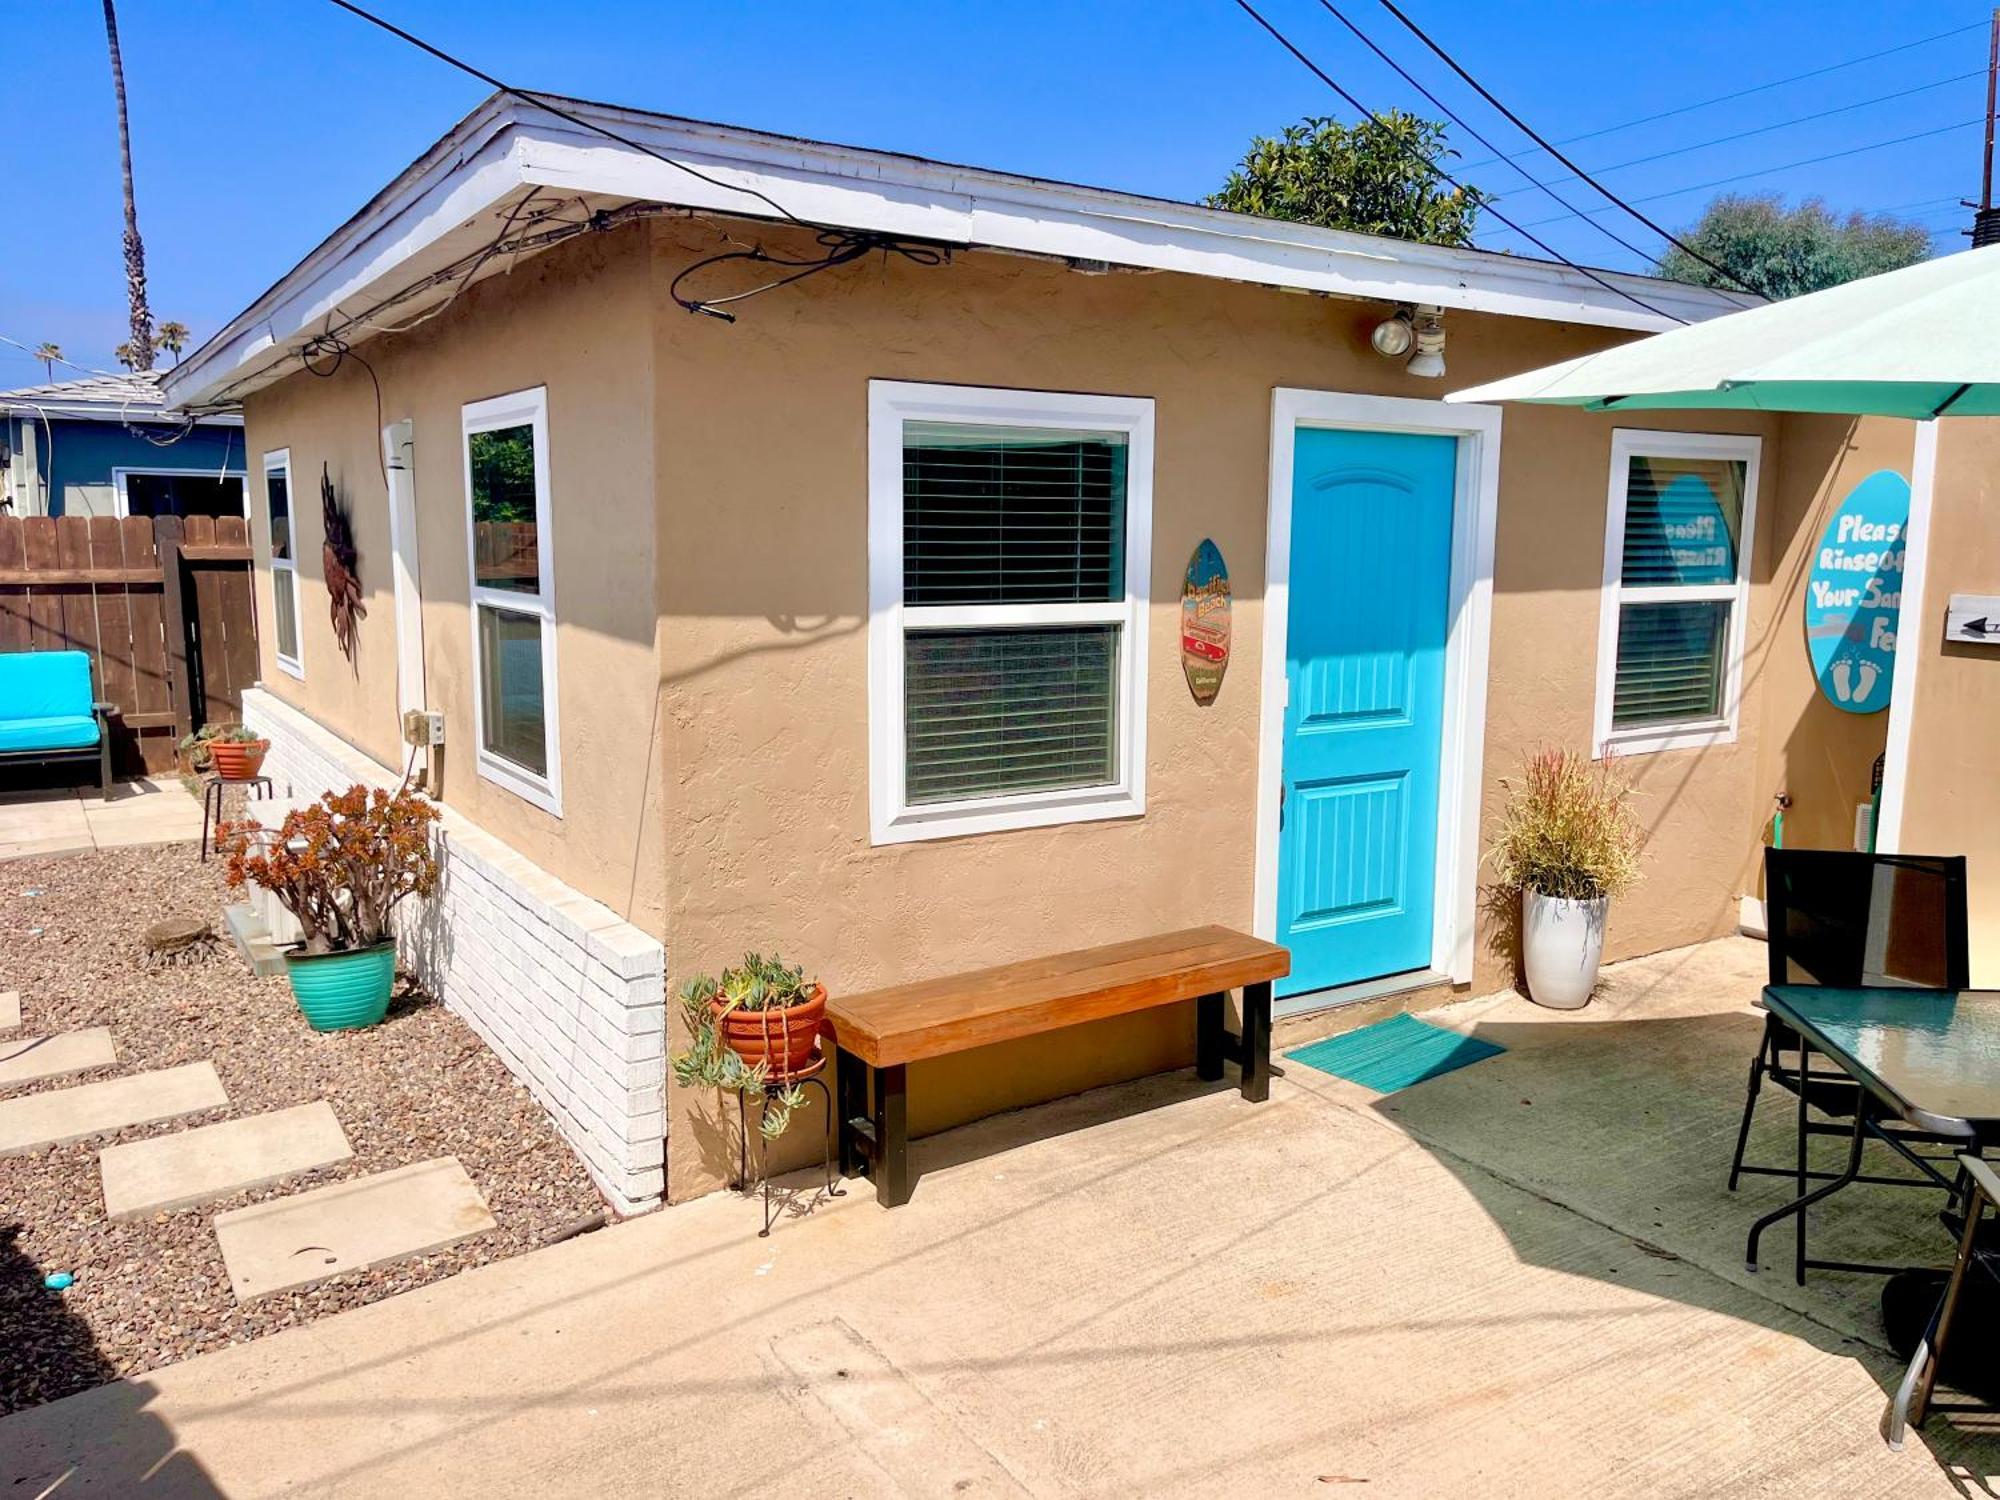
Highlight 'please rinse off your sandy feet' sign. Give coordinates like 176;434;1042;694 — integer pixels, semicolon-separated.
1805;470;1910;716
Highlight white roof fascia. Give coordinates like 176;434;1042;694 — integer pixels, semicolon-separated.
167;94;1748;409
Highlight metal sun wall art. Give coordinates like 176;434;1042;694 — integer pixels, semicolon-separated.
320;462;366;664
1181;539;1231;706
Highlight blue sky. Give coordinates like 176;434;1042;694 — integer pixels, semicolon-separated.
3;0;1991;385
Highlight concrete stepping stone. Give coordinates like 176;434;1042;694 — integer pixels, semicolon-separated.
0;1062;227;1155
215;1156;496;1301
100;1101;353;1220
0;1028;116;1088
0;991;18;1030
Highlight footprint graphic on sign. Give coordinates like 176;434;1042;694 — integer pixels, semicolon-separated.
1831;658;1853;703
1852;660;1879;705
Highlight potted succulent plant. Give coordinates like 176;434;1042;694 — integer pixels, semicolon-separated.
671;952;827;1141
200;723;271;781
1488;748;1643;1010
221;784;441;1030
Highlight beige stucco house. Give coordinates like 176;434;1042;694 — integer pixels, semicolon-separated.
163;92;1927;1213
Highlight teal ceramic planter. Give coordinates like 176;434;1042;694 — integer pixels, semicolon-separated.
283;942;395;1031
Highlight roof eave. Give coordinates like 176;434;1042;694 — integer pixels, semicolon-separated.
165;92;1754;411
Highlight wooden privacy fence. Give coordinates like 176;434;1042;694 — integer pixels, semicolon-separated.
0;515;259;775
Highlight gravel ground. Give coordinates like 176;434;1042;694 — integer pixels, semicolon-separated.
0;838;605;1416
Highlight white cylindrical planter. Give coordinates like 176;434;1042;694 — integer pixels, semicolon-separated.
1521;888;1609;1010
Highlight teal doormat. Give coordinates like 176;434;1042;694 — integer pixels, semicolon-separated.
1286;1013;1504;1094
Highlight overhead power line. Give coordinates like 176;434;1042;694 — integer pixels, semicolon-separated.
1371;0;1767;296
1229;0;1687;322
1461;19;1989;171
1306;0;1675;278
1535;70;1985;190
1511;116;1984;230
323;0;942;321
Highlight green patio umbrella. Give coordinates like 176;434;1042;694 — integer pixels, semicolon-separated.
1447;244;2000;418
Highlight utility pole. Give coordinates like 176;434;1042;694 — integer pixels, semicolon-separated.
1974;8;2000;246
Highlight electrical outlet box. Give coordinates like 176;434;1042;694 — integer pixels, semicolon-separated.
1854;803;1874;853
401;709;445;748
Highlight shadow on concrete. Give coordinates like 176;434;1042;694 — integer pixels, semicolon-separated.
1340;997;2000;1492
0;1225;225;1496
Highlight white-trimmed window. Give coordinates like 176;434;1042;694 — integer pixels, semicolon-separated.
462;387;561;816
868;380;1153;844
262;448;303;678
1594;429;1761;756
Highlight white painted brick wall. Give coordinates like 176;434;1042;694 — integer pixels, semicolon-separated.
242;687;666;1213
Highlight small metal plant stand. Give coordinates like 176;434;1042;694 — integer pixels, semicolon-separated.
200;773;274;862
735;1053;843;1238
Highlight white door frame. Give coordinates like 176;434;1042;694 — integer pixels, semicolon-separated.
1255;389;1503;1008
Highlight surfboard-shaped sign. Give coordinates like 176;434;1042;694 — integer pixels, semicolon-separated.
1181;539;1230;706
1805;470;1909;715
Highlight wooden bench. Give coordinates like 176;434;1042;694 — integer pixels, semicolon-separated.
824;926;1289;1207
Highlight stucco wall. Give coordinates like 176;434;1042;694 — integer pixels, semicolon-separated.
646;217;1816;1197
239;225;666;936
1896;418;2000;982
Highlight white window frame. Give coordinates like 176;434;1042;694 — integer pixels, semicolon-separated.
462;386;562;817
867;379;1153;845
111;465;249;519
1593;428;1762;757
261;448;304;680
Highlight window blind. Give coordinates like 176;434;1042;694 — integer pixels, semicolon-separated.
1611;600;1726;728
904;626;1118;804
903;424;1126;606
1620;460;1741;587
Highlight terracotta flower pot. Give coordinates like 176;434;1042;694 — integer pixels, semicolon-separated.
713;984;826;1081
208;738;269;781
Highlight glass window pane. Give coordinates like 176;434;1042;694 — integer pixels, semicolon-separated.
273;566;299;662
904;625;1117;804
1620;456;1743;587
266;470;290;561
1611;600;1728;729
903;423;1126;606
479;605;548;776
469;424;540;594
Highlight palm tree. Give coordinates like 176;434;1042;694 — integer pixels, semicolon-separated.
113;341;141;370
33;343;63;381
155;320;188;365
102;0;154;371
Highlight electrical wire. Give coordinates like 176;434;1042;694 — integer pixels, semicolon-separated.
323;0;943;321
1309;0;1693;286
1461;19;1989;170
1371;0;1766;297
1514;116;1984;230
1230;0;1688;323
1530;70;1986;190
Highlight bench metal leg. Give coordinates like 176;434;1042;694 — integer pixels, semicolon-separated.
1241;980;1272;1103
872;1063;910;1208
1195;992;1226;1081
836;1045;868;1179
98;732;112;801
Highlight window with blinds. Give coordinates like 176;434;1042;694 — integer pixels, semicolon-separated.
870;383;1152;842
1598;435;1760;754
901;424;1127;806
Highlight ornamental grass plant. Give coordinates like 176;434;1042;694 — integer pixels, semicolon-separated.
1488;748;1644;903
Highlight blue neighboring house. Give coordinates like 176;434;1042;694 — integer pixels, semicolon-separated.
1;371;244;519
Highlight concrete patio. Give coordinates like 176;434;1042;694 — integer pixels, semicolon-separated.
2;936;1995;1497
0;777;203;861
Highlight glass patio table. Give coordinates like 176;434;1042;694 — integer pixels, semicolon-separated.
1746;985;2000;1279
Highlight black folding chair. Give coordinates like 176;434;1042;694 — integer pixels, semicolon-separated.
1725;850;1971;1274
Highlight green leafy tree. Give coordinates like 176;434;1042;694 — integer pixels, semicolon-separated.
1657;194;1932;300
1208;112;1489;247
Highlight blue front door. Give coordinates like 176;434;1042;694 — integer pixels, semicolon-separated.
1277;427;1456;999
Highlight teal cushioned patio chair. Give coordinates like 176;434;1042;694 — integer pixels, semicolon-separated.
0;650;115;799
